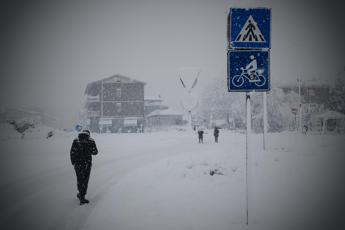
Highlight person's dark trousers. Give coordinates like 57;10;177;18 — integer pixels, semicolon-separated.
74;163;92;197
215;136;218;143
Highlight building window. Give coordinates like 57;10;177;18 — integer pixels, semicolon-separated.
308;89;315;96
116;102;122;113
116;88;121;98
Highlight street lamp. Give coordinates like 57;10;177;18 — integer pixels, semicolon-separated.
178;67;201;129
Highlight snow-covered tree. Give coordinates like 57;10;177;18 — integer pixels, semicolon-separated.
197;76;246;129
329;75;345;114
266;88;298;132
198;76;299;132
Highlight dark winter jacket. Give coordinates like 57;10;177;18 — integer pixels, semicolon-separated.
70;132;98;165
198;130;204;138
214;128;219;137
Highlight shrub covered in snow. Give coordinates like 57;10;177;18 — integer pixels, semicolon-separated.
0;120;67;140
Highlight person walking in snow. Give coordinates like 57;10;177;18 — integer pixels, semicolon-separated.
197;127;204;144
70;130;98;205
213;127;220;143
198;130;204;143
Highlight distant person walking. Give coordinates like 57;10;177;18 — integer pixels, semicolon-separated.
197;127;204;144
70;130;98;205
214;127;220;143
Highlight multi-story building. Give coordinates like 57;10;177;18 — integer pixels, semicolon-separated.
84;74;145;133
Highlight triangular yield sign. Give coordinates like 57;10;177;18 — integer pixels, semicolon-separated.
235;15;265;42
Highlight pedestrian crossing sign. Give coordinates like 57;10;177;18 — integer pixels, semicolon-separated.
229;8;271;49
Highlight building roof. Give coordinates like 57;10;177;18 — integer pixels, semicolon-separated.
278;80;333;89
146;109;183;117
85;74;146;95
102;74;146;84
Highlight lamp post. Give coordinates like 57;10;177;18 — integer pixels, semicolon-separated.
178;67;201;130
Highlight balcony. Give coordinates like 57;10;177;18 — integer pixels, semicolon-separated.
87;110;100;117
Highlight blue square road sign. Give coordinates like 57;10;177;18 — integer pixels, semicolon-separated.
228;50;270;92
229;8;271;49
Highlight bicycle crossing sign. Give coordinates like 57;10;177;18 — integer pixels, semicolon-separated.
229;8;271;49
227;50;270;92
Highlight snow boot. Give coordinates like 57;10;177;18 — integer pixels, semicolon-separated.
77;193;89;205
80;197;89;205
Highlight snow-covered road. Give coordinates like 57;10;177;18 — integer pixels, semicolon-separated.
0;130;242;230
1;130;345;230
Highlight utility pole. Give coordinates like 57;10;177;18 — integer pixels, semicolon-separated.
100;79;104;133
178;67;200;130
297;77;302;132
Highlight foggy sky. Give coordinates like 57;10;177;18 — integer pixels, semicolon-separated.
1;0;344;128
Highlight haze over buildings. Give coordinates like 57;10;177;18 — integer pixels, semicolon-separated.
1;0;344;128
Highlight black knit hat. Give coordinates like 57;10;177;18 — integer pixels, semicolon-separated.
82;129;90;135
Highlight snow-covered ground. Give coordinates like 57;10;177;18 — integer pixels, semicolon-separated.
1;126;345;230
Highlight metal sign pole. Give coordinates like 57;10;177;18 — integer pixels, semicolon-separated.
228;8;271;226
246;92;251;225
263;91;267;150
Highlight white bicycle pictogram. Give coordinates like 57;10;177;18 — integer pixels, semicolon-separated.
232;67;266;87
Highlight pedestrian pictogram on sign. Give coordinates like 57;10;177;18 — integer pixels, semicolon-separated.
235;15;265;42
229;8;271;49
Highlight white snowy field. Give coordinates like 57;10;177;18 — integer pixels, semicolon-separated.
1;127;345;230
